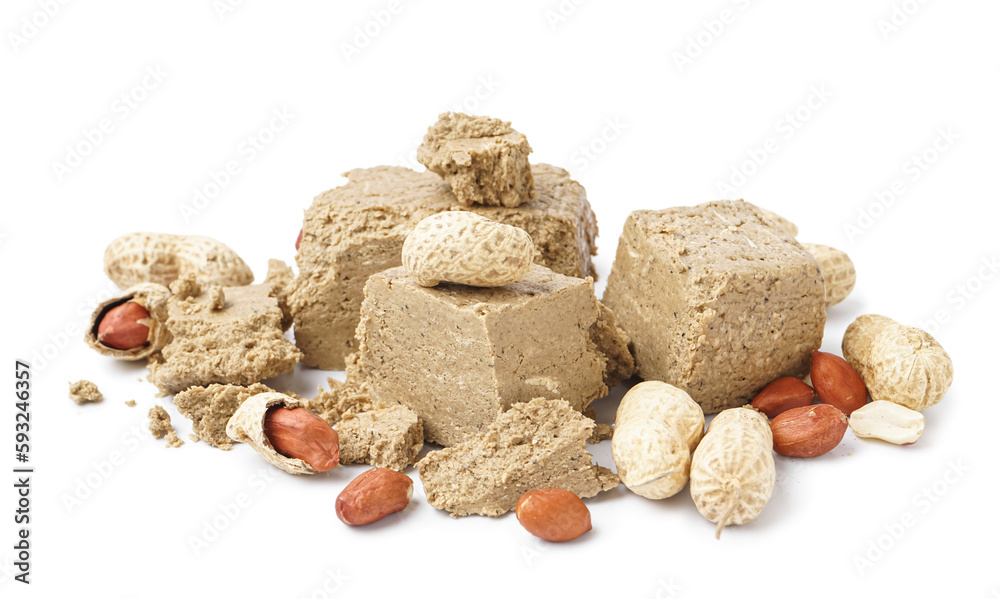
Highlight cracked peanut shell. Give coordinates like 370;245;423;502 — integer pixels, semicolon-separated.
226;392;319;475
85;283;171;361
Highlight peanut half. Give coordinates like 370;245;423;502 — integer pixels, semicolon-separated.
336;468;414;526
402;211;534;287
104;232;254;289
515;489;592;543
849;400;925;445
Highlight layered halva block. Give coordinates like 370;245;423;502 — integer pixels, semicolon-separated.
416;112;537;207
602;200;825;413
356;264;631;446
289;163;598;370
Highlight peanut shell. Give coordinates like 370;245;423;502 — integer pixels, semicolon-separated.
85;282;171;361
842;315;953;411
402;212;534;287
612;420;690;499
615;381;705;452
802;242;856;308
690;406;775;539
225;392;319;475
104;232;253;289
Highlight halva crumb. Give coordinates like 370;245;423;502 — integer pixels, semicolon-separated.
69;380;103;405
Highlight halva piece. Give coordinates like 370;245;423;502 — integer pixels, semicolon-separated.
356;264;630;446
69;380;104;405
148;277;302;395
602;200;826;414
289;163;598;370
148;406;184;448
417;398;618;517
416;112;537;208
305;353;375;426
583;407;614;443
338;404;424;471
173;383;277;450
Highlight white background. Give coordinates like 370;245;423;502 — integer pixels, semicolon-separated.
1;1;998;597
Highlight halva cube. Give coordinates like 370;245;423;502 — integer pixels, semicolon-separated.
602;200;825;413
356;264;629;446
